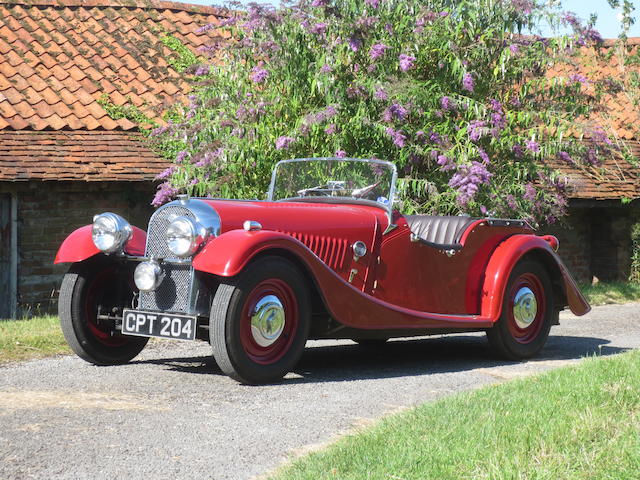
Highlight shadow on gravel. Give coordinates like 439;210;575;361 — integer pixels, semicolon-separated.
129;333;627;384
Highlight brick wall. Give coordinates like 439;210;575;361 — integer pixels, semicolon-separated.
545;202;640;284
0;181;156;316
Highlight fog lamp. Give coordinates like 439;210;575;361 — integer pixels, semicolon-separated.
134;260;163;292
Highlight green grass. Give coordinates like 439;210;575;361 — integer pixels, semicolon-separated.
271;351;640;480
580;282;640;306
0;316;70;363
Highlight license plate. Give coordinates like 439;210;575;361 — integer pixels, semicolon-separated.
121;309;197;341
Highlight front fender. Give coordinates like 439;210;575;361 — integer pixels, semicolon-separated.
54;225;147;264
481;234;590;319
193;229;306;277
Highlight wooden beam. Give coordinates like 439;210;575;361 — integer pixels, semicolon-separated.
10;192;17;319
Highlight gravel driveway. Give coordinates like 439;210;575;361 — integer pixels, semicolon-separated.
1;303;639;480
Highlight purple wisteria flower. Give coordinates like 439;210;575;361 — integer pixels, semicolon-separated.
155;166;175;180
370;43;390;60
385;127;406;148
558;151;574;163
365;0;379;8
523;183;537;201
194;148;223;167
348;36;362;51
250;66;268;83
320;63;332;73
512;144;524;157
175;151;189;163
584;147;600;165
335;150;347;158
194;64;210;76
449;161;492;206
509;44;520;54
399;54;416;72
477;147;490;164
440;96;454;111
324;123;337;135
525;139;540;153
382;103;408;122
189;178;199;186
311;0;327;7
219;17;237;27
462;73;474;92
309;22;327;35
589;126;612;145
275;136;295;150
196;23;216;33
569;73;588;84
152;182;178;207
468;120;486;141
374;87;388;101
437;155;454;171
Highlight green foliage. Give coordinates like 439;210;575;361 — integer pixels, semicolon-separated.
97;94;157;132
149;0;630;222
160;34;198;73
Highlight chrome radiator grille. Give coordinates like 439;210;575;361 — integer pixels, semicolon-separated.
138;205;196;314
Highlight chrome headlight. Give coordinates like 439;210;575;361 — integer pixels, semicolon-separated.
91;212;132;254
166;216;207;258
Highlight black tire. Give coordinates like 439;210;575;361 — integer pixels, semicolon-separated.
486;260;553;360
210;256;311;384
59;258;148;365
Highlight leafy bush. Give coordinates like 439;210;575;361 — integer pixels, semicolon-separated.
150;0;626;225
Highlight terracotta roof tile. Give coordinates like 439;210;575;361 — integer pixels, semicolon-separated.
546;40;640;198
0;0;228;132
0;130;170;181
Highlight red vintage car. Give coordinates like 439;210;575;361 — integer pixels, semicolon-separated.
55;158;590;384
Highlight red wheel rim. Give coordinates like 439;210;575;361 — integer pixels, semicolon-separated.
507;273;546;344
240;279;299;365
84;267;129;347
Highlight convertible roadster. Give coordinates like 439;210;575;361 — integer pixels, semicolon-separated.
55;158;590;384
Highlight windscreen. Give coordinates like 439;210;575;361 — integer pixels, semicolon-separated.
269;158;395;208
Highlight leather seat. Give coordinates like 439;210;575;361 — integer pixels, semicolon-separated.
404;215;478;250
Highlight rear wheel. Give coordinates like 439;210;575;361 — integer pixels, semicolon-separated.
59;257;148;365
487;260;553;360
210;256;311;384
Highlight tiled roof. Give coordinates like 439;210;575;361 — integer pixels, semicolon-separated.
548;38;640;141
0;130;167;180
0;0;228;131
547;39;640;199
544;140;640;200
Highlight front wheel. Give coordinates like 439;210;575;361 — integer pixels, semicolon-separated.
210;256;311;384
59;257;148;365
486;260;553;360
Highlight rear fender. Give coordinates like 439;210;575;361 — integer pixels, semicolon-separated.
54;225;147;264
481;234;590;319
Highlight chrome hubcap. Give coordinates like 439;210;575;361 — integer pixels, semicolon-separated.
513;287;537;329
250;295;285;347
